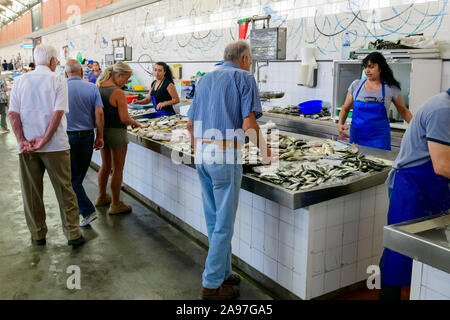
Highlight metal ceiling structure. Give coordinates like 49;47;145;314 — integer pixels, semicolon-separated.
0;0;40;28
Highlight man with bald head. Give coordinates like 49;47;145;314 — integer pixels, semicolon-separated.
66;59;104;227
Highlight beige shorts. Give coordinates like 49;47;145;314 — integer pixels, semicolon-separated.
104;128;129;149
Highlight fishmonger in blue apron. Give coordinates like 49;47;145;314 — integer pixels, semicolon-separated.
380;89;450;299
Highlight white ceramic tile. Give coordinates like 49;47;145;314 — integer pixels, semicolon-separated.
310;229;326;254
279;221;295;247
238;202;252;226
251;228;264;252
263;235;278;261
357;237;373;261
264;214;279;239
311;208;327;231
374;213;387;236
278;242;294;269
239;189;253;206
340;263;357;288
277;263;294;291
239;240;252;264
310;274;324;299
252;194;266;211
294;226;309;254
251;248;264;273
326;201;344;228
293;272;307;300
342;242;358;266
422;265;450;298
280;205;295;225
372;235;384;257
252;208;265;233
324;269;341;294
360;195;376;219
263;255;278;281
326;225;343;250
356;257;373;282
325;247;342;272
343;221;359;245
233;219;240;239
240;222;251;245
310;251;325;277
293;250;307;276
265;199;280;218
358;216;374;240
232;237;240;256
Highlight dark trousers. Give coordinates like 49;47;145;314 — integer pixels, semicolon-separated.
68;131;95;218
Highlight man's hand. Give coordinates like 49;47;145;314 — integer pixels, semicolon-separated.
338;124;350;140
261;148;279;165
19;140;32;153
28;137;47;152
94;137;104;150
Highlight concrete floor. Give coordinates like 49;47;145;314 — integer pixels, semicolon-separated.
0;129;272;300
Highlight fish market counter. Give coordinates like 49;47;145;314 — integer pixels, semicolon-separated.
91;131;396;300
384;214;450;300
260;112;405;151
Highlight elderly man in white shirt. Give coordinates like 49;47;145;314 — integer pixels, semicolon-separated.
9;44;84;249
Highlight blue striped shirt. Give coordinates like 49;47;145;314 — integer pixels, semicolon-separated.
187;61;262;143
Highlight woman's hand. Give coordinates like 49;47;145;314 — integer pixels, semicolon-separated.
156;102;165;110
131;121;142;129
338;124;350;140
132;99;138;104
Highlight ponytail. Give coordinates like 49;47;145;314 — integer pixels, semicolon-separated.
96;61;132;87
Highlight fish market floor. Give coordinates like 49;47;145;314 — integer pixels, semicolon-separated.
0;129;272;300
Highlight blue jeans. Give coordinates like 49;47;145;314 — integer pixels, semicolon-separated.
68;131;95;218
196;142;243;289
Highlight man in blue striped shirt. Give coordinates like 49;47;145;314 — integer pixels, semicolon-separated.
188;40;273;300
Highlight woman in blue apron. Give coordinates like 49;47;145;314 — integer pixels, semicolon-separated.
380;89;450;299
338;52;412;150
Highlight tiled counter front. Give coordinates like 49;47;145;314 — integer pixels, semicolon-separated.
92;143;389;299
411;261;450;300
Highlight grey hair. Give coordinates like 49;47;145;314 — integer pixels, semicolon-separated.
34;44;58;66
223;40;251;62
65;60;82;74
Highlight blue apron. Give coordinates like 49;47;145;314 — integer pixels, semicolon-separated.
350;80;391;150
380;160;450;286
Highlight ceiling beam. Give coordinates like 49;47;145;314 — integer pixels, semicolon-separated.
10;0;28;9
0;4;19;16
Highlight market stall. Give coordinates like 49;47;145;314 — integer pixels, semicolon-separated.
91;114;397;299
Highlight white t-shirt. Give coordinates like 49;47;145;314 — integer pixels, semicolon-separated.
9;65;70;153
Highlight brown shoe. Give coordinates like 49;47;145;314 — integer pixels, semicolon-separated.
223;273;241;286
95;194;111;207
200;284;239;300
108;201;132;215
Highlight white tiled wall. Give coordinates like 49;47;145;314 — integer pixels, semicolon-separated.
411;261;450;300
92;144;390;299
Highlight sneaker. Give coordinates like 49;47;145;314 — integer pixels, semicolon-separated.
95;194;111;207
68;236;85;249
223;273;241;286
80;212;97;227
108;202;132;215
200;284;240;300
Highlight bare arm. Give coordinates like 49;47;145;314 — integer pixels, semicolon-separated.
133;92;151;105
242;112;272;163
156;83;180;110
393;94;413;123
94;107;104;150
428;141;450;178
188;120;194;152
113;89;141;128
28;110;65;152
338;92;354;139
9;111;30;152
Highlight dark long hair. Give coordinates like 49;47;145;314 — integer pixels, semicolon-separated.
362;52;401;90
155;62;173;82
